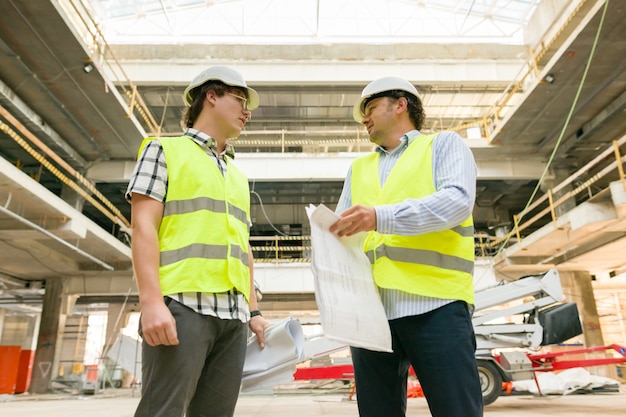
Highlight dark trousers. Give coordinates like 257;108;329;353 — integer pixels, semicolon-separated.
351;301;483;417
134;299;247;417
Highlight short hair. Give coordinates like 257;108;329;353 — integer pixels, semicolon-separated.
181;81;248;128
363;90;426;131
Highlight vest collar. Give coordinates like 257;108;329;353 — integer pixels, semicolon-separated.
184;128;235;159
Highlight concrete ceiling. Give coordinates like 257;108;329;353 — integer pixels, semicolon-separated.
0;0;625;310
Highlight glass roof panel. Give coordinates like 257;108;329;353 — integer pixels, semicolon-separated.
89;0;542;45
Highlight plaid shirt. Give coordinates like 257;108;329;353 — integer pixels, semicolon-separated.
126;128;250;323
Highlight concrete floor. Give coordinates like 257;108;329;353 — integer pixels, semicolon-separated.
1;387;626;417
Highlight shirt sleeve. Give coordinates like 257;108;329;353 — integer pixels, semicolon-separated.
125;140;168;204
375;131;477;236
335;165;353;214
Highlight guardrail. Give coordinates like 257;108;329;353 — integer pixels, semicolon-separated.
251;134;626;262
486;134;626;254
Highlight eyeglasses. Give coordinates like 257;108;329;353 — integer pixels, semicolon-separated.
226;92;248;110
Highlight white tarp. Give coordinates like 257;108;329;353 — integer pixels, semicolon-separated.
106;334;142;378
513;367;621;395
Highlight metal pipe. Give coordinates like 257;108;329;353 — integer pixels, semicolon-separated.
0;116;130;228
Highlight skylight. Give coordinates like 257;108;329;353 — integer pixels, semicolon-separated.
89;0;541;45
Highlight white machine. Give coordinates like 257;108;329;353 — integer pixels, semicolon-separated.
471;268;583;404
474;268;567;352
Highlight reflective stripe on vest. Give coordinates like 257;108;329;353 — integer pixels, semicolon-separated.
163;196;248;224
351;133;475;304
139;136;252;300
160;243;250;267
365;245;474;275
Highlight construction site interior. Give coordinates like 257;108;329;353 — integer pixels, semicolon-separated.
0;0;625;413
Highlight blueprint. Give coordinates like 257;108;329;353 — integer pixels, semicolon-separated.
241;317;306;391
306;204;392;352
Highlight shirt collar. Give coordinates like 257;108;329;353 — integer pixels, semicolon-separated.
375;130;421;155
405;129;421;143
184;128;235;159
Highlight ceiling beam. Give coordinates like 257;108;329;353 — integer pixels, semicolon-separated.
107;59;524;87
87;152;547;183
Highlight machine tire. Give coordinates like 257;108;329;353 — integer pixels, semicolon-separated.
477;359;503;406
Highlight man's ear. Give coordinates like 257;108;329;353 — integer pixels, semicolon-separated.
205;90;217;106
396;97;409;114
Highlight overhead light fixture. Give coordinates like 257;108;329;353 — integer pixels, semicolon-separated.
544;74;555;84
83;62;95;74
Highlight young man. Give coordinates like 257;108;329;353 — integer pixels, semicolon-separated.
127;66;269;417
330;76;483;417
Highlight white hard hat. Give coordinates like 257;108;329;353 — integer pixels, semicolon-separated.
183;66;259;110
352;76;420;122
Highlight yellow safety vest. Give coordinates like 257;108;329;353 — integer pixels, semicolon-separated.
351;133;475;304
137;136;252;301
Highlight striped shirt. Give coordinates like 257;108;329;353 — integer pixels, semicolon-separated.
126;128;250;323
335;130;477;320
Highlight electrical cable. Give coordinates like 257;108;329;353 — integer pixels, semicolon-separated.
478;0;610;282
250;190;294;237
496;0;608;255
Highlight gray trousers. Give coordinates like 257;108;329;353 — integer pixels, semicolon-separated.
134;298;247;417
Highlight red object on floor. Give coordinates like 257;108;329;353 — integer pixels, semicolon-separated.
15;349;35;393
407;380;424;398
0;346;21;394
86;365;99;382
502;381;513;395
294;364;354;380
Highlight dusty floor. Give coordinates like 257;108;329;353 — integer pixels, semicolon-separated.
1;386;626;417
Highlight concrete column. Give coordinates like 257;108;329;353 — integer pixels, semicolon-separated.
104;303;130;350
29;278;66;394
558;270;616;378
559;270;603;346
540;167;577;217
